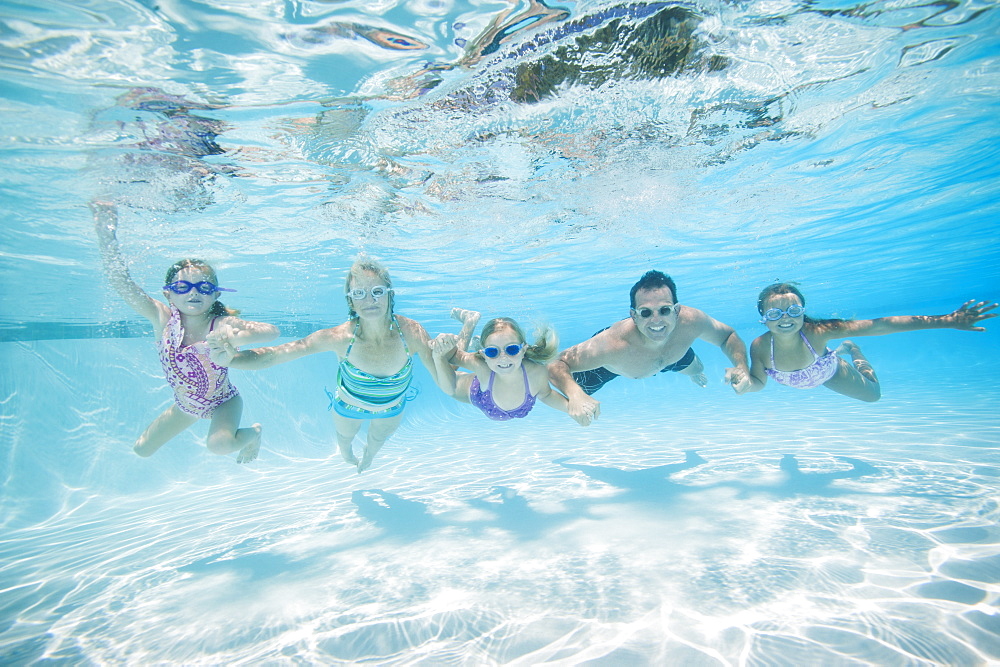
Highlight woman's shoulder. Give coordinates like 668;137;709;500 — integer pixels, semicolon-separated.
394;314;431;341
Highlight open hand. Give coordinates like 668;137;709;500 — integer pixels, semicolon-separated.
945;300;998;331
207;325;238;366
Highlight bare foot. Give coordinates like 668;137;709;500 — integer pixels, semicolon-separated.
690;373;708;387
451;307;481;325
357;450;376;473
236;424;262;464
338;441;359;466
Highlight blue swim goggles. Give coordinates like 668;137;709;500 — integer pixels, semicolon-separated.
481;344;524;358
163;280;236;295
761;305;805;322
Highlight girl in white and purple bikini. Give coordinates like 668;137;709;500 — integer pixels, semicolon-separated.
745;282;996;401
92;201;278;461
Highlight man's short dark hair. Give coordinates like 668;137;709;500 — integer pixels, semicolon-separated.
630;270;677;308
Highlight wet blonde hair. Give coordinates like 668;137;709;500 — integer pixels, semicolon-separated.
344;256;394;319
479;317;558;363
164;258;239;316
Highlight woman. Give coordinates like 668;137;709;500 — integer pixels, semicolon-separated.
209;257;437;472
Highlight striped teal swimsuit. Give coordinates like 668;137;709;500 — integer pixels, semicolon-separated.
333;316;413;417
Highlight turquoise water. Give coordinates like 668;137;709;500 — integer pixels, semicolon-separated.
2;0;999;663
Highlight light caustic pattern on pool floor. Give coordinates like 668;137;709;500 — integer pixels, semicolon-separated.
2;380;999;665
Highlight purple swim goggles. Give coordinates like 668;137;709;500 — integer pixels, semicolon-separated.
163;280;235;295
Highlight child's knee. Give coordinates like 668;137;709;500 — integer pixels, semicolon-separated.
206;432;235;455
861;388;881;403
133;441;156;458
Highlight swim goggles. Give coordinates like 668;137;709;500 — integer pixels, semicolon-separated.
347;286;393;301
761;305;806;322
163;280;235;295
633;304;680;318
481;344;524;358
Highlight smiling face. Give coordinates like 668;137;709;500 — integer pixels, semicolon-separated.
163;266;218;317
630;285;679;342
762;292;805;337
481;326;525;374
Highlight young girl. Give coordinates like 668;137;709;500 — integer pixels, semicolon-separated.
430;308;572;420
745;282;996;401
92;201;279;461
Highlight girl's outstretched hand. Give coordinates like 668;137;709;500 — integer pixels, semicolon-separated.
207;324;238;366
90;200;118;237
945;300;998;331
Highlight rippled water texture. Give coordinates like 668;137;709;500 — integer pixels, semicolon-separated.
1;0;999;663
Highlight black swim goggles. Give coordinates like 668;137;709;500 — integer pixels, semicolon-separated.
481;344;524;358
633;304;680;318
761;305;806;322
347;286;393;301
163;280;235;295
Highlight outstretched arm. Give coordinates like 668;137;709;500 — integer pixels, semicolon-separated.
209;328;336;369
91;201;166;327
548;340;603;425
695;312;752;394
398;316;440;385
216;318;280;347
428;333;461;396
819;300;998;339
529;364;571;415
744;335;769;393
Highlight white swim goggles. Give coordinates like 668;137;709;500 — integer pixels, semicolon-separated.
761;305;806;322
347;285;393;301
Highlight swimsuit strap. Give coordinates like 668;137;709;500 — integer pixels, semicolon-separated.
485;364;530;395
770;330;820;369
798;330;821;358
393;315;410;355
346;316;407;358
208;316;218;333
345;319;361;356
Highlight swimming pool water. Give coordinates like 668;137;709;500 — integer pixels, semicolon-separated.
1;0;999;663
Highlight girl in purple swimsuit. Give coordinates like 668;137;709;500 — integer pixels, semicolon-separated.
430;309;572;421
745;283;997;401
92;202;279;461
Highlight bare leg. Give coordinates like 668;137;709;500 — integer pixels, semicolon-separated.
206;395;262;463
358;413;404;473
331;411;363;466
451;307;481;351
133;405;198;457
824;341;880;402
679;353;708;387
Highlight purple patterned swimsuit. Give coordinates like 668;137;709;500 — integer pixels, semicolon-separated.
766;331;839;389
157;306;238;417
469;365;536;421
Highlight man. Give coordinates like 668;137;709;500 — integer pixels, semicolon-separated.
549;270;752;425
